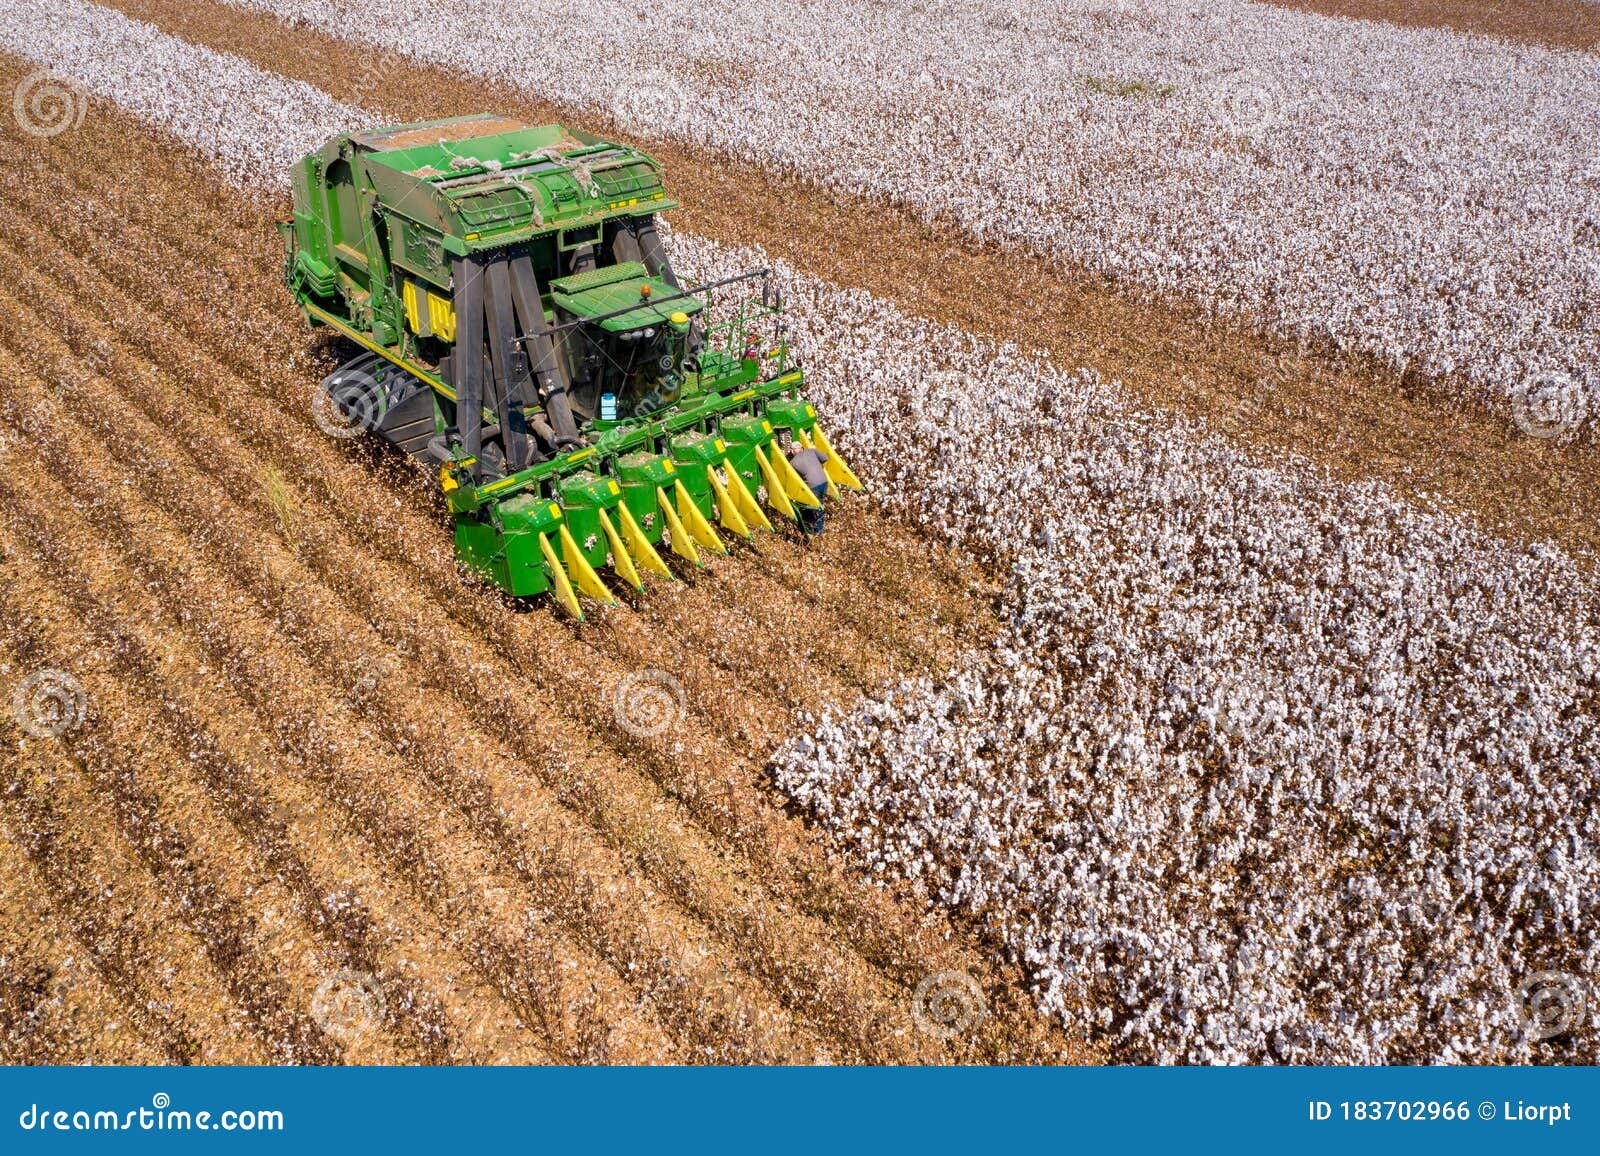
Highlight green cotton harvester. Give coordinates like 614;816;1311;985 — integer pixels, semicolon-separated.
277;114;861;617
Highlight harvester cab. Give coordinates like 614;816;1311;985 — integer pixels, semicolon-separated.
278;113;862;617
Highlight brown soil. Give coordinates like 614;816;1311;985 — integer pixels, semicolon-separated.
1266;0;1600;54
0;53;1089;1065
94;0;1600;570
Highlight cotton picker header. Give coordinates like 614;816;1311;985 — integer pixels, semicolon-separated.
278;114;861;616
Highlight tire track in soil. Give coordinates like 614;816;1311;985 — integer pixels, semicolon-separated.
0;112;1081;1056
91;0;1600;564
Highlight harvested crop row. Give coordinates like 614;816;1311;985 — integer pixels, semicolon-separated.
0;49;1074;1063
211;0;1600;438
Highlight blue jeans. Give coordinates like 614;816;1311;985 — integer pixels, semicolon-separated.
799;482;828;534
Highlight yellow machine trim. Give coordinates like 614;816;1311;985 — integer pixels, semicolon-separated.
810;424;864;491
706;465;751;540
752;444;797;522
538;531;583;620
427;290;456;343
597;507;642;591
796;429;840;500
772;443;823;508
560;524;619;607
675;480;726;554
617;501;673;580
722;457;772;532
656;486;700;566
403;280;422;334
300;300;458;403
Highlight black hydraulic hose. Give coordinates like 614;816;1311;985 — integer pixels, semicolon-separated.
634;215;680;288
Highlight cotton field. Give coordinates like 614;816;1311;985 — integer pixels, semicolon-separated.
221;0;1600;437
0;0;1595;1071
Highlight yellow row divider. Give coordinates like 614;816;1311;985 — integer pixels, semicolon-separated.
810;424;864;491
598;505;640;589
538;531;583;620
617;501;673;580
656;486;701;566
771;442;823;508
796;429;840;500
722;458;772;532
596;507;643;592
560;524;619;607
752;444;798;522
706;465;752;539
675;479;726;554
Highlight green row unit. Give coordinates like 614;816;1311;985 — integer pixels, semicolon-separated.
280;113;862;614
